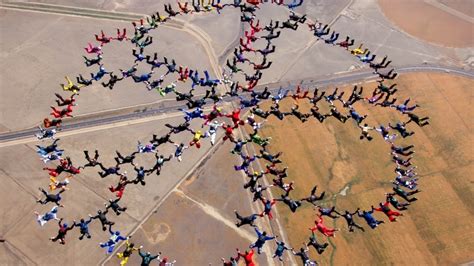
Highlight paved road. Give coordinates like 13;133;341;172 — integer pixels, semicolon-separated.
0;64;472;144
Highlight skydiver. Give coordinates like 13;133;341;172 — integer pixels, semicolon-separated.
105;198;128;216
109;172;133;198
389;122;414;138
236;249;255;266
231;138;248;155
132;48;146;62
337;35;354;49
48;174;71;191
358;51;376;63
266;163;288;178
74;217;93;240
309;106;327;123
119;64;138;78
374;93;397;107
392;98;419;113
177;1;192;14
165;122;191;134
98;164;121;178
292;245;317;266
240;12;254;22
249;227;276;254
376;82;398;95
309;87;325;104
132;71;154;84
90;64;110;81
60;76;83;94
307;231;329;254
146;154;173;176
317;206;340;219
269;104;285;120
339;209;365;232
50;104;74;118
261;30;281;42
34;206;60;226
36;139;62;156
372;202;403;222
139;249;160;266
80;149;103;169
378;68;398;80
256;43;276;56
301;185;325;205
256;148;282;164
313;23;330;38
310;215;339;237
286;0;303;10
173;143;189;162
251;106;271;119
205;120;224;146
204;87;222;103
37;187;65;207
84;42;102;54
259;197;278;219
289;11;306;23
348;107;367;124
358;123;374;141
43;118;62;128
276;192;302;213
234;210;258;227
54;93;77;107
386;193;410;211
226;57;242;74
234;153;257;172
325;30;339;44
375;124;397;141
366;90;385;104
174;87;194;101
115;28;128;41
405;112;430;127
181;107;204;122
163;57;177;74
49;218;74;245
252;184;273;202
151;132;174;146
233;47;249;63
145;53;166;70
90;209;115;231
327;106;349;123
272;237;292;262
392;153;413;167
393;184;420;202
287;104;310;122
357;208;384;229
344;85;364;106
116;238;142;266
264;19;280;31
40;150;63;164
252;87;271;100
101;72;124;90
99;225;126;254
114;151;136;166
370;55;391;72
83;54;102;67
95;30;112;45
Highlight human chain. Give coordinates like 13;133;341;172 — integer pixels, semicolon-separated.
33;0;428;265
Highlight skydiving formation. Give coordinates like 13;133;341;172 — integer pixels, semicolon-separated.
31;0;429;264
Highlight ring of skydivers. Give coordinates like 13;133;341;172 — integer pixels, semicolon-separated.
34;0;428;265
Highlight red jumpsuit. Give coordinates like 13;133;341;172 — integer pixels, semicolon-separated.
237;249;255;266
373;201;402;222
310;216;337;237
226;109;245;127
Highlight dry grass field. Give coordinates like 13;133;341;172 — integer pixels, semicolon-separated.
378;0;474;48
257;72;473;265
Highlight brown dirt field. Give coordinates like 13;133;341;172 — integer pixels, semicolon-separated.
378;0;474;48
439;0;474;18
256;72;473;265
